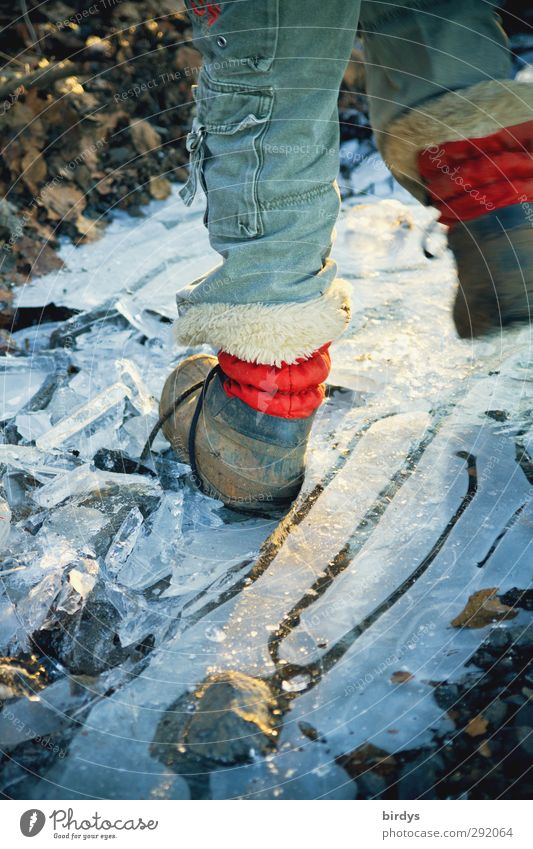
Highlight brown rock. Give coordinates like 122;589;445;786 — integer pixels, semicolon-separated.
151;671;280;768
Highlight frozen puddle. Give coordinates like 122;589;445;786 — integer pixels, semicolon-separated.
1;185;532;799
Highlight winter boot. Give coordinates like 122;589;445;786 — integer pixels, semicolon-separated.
380;80;533;338
159;347;330;515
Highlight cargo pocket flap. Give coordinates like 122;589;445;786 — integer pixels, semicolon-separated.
196;75;273;134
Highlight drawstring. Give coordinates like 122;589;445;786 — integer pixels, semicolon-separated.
140;365;223;495
187;365;222;492
179;122;206;207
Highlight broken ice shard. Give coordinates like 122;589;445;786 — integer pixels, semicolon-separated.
15;569;65;634
52;559;100;617
105;507;144;575
15;411;52;442
36;382;130;451
0;444;80;483
112;492;184;591
32;463;161;509
0;495;11;549
115;359;157;415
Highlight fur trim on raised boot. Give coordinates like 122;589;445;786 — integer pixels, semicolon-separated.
174;278;351;366
381;80;533;195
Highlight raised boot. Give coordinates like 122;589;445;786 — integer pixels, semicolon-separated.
159;347;330;515
380;80;533;337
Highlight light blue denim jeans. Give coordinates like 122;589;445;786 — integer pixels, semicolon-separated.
175;0;511;362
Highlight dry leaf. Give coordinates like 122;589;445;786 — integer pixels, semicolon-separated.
22;88;51;118
450;588;518;629
0;9;198;290
21;147;47;194
94;110;129;143
25;207;55;242
298;722;319;741
149;175;171;200
337;743;397;778
390;670;414;684
478;740;492;758
2;102;39;133
94;174;115;196
73;214;104;242
29;245;65;277
465;714;489;737
130;118;161;154
1;138;23;175
40;183;86;221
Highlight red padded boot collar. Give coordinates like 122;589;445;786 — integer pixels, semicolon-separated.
418;119;533;226
218;345;331;419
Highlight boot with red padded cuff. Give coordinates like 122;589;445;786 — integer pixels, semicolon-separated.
381;80;533;337
159;347;330;515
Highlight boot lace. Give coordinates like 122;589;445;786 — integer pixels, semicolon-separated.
140;364;222;494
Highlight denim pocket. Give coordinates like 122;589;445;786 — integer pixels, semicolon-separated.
180;72;274;239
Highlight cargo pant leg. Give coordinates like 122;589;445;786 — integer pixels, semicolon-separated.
175;1;361;366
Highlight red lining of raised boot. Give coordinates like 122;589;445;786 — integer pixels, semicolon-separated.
218;345;331;419
418;119;533;226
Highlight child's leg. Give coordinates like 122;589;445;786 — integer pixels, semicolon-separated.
163;2;362;513
176;0;361;366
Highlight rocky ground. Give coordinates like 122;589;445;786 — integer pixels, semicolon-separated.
0;0;196;327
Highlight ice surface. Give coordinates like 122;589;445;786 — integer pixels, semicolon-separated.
334;198;437;276
118;411;168;459
2;178;532;799
15;189;216;314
